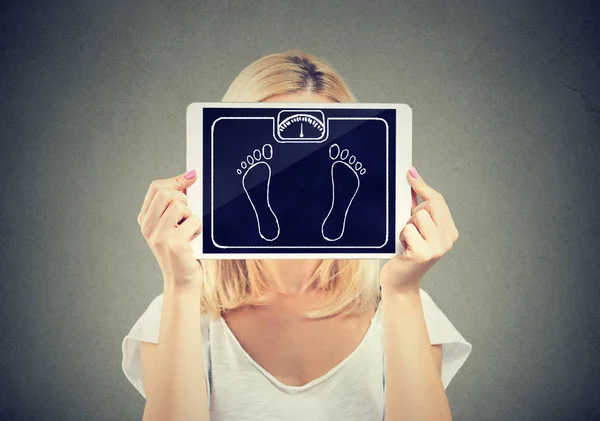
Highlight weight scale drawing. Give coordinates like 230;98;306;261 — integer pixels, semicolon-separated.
186;102;412;259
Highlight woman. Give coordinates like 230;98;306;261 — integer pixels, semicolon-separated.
122;50;472;421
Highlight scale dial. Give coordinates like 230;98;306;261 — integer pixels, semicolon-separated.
276;110;326;142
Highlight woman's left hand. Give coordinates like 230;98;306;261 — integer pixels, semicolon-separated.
380;167;459;294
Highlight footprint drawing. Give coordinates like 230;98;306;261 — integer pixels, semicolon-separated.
236;143;280;241
321;143;367;241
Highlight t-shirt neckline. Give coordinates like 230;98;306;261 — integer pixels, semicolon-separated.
218;303;382;393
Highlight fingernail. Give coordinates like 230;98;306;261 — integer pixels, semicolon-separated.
409;166;419;179
184;169;196;180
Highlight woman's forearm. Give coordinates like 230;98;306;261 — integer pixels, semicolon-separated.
143;284;210;421
381;285;451;421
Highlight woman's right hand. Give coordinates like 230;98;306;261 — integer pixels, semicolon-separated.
137;169;204;289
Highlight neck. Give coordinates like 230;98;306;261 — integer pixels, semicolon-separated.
259;259;323;295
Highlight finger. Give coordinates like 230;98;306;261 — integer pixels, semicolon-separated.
139;180;161;221
410;209;437;241
176;213;203;242
139;170;197;219
407;166;441;201
413;198;457;235
155;200;192;235
142;188;188;236
400;222;427;251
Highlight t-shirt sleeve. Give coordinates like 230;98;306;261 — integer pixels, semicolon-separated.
419;288;473;389
120;293;212;399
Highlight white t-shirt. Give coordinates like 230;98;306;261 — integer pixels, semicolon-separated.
121;288;472;421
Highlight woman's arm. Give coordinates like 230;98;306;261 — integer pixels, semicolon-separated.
381;285;450;421
140;284;210;421
380;168;460;421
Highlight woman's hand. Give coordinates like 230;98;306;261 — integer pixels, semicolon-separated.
137;169;204;289
380;166;459;294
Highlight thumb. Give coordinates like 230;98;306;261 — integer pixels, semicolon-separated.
407;166;436;201
172;169;197;193
411;185;418;214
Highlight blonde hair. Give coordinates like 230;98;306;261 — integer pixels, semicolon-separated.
222;50;357;103
200;50;380;319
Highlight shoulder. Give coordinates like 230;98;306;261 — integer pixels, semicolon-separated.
377;288;473;389
121;292;213;397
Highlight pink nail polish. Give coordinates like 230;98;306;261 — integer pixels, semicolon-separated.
184;169;196;180
409;166;419;179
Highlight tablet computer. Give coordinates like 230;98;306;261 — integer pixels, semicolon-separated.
186;102;412;259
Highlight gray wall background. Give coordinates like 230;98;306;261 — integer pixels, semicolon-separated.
1;0;599;420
